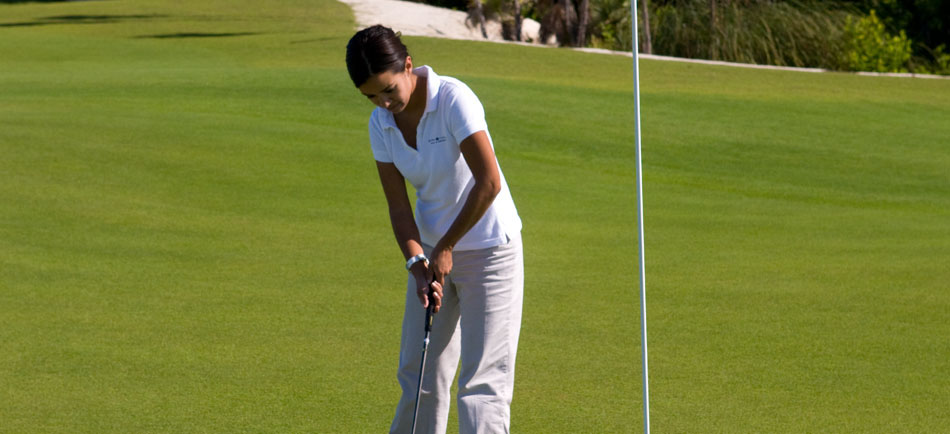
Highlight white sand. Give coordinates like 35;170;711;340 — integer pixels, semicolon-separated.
337;0;544;44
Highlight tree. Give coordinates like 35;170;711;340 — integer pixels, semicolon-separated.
709;0;718;59
576;0;590;46
501;0;524;41
537;0;596;47
470;0;490;39
469;0;524;41
642;0;653;53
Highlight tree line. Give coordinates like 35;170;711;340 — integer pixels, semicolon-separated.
420;0;950;74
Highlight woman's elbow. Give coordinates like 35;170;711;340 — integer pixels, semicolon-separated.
482;176;501;199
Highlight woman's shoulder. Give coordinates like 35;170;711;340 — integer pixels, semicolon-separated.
433;75;482;112
437;74;475;97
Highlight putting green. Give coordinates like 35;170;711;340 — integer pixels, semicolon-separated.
1;0;948;432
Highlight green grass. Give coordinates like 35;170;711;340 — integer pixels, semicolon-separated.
2;0;949;432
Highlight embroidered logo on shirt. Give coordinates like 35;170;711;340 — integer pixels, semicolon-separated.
428;136;448;145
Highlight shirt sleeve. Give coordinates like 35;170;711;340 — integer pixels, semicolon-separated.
446;83;489;144
368;112;393;163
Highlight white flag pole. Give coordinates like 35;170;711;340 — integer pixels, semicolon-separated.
629;1;650;433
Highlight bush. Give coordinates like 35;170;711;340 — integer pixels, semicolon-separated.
842;9;912;72
590;0;632;51
935;45;950;74
910;43;950;75
645;0;854;69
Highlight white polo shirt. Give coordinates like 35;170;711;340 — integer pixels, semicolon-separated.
368;65;522;251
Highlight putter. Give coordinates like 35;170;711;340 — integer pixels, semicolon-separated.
410;284;436;434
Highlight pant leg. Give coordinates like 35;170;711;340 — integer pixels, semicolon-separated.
453;235;524;434
390;269;462;434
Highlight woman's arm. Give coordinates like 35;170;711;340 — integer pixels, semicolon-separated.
376;161;442;311
429;131;501;282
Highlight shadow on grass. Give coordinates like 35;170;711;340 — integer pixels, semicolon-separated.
0;14;165;27
135;32;261;39
0;0;106;3
290;36;338;44
0;12;263;40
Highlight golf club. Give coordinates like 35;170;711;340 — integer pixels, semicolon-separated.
410;284;436;434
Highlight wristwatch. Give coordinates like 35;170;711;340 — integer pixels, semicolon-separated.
405;253;429;271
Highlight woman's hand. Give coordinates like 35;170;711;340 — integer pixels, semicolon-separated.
410;262;443;313
416;244;452;314
429;244;453;287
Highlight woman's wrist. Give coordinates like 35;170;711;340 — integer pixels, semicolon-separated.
433;241;454;253
405;253;428;270
409;259;427;272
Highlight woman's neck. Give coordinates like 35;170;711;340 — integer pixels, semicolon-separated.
401;72;427;118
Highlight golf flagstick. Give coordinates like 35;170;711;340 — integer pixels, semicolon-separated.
629;1;651;433
410;287;435;434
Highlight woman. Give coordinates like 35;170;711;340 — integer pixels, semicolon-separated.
346;25;524;434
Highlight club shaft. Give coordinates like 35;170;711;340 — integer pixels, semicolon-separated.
410;334;429;434
411;303;434;434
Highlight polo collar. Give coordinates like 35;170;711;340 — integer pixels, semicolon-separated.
417;65;440;114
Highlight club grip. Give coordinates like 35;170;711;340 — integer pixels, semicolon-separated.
424;282;436;332
424;304;433;332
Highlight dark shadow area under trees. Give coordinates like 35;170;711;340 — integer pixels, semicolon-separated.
0;14;165;28
0;0;104;3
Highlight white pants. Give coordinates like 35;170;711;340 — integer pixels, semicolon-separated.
390;235;524;434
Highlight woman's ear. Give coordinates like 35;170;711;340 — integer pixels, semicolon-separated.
404;55;413;72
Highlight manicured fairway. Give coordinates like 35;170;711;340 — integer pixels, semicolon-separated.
2;0;949;432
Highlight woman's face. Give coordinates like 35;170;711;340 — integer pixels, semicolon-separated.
358;58;415;114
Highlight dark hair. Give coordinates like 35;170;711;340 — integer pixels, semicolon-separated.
346;25;410;87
